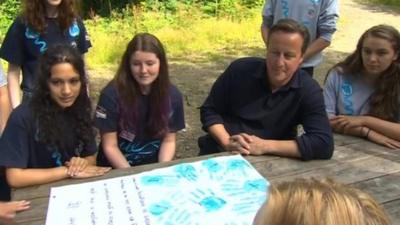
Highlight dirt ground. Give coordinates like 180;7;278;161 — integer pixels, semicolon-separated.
89;0;400;159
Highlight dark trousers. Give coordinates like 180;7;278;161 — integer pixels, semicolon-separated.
301;67;314;77
198;134;224;156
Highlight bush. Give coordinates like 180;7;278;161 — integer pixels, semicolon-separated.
82;0;263;18
0;0;20;40
85;3;264;67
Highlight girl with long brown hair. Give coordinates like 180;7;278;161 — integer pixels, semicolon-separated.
95;33;185;168
324;24;400;149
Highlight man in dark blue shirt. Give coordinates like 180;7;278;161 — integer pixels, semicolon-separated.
199;19;334;160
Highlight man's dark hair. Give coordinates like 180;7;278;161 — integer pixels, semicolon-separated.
267;19;310;54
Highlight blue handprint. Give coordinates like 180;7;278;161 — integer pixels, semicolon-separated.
243;179;268;192
149;200;172;216
225;159;251;177
221;179;267;197
150;194;200;225
202;159;224;180
221;179;248;197
175;164;198;181
200;196;227;212
140;175;179;186
189;189;227;212
202;159;223;173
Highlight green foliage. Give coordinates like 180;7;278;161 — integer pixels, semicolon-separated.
82;0;263;18
201;0;263;18
85;2;264;67
0;0;20;40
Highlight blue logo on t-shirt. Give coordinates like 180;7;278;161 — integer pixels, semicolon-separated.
341;81;354;114
282;0;289;17
25;21;80;53
69;21;80;37
119;139;161;165
25;27;47;53
51;150;62;167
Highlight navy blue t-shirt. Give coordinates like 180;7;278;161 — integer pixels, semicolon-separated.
0;103;97;168
95;84;185;166
0;17;91;93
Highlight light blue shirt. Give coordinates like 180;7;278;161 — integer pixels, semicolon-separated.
323;69;375;117
262;0;339;67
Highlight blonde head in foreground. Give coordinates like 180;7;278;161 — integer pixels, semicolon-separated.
253;178;390;225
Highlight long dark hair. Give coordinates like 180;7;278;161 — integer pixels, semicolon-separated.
112;33;170;139
30;44;94;153
326;25;400;121
22;0;78;34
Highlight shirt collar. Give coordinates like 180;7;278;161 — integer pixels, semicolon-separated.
253;61;303;92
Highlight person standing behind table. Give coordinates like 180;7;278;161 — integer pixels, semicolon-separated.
198;19;333;160
261;0;339;76
0;45;110;188
0;0;91;108
95;33;185;168
324;25;400;149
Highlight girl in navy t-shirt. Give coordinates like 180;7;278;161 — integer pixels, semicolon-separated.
95;33;185;168
0;45;110;188
0;0;91;108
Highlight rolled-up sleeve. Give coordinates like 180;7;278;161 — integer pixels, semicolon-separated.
296;80;334;160
318;0;339;42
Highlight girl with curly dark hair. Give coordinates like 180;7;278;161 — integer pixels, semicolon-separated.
0;45;109;188
324;24;400;149
0;0;91;109
95;33;185;168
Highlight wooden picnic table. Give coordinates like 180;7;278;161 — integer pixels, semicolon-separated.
11;134;400;225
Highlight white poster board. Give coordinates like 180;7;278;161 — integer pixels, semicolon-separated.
46;155;269;225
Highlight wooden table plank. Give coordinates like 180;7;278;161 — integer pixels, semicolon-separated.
10;135;400;224
14;198;49;224
351;172;400;204
382;200;400;225
268;153;400;184
252;143;399;181
333;133;366;146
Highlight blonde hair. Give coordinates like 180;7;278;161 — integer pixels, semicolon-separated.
253;178;391;225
